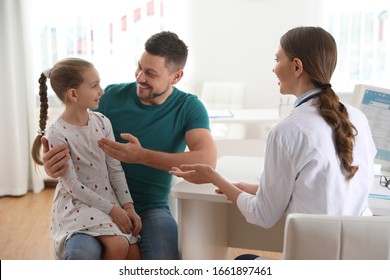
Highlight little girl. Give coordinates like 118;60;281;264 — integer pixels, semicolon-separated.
31;57;141;260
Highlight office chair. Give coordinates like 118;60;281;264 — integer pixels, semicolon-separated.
282;213;390;260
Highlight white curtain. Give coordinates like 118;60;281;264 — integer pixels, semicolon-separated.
0;0;44;195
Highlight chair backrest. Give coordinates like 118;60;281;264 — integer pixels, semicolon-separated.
200;82;247;139
283;213;390;260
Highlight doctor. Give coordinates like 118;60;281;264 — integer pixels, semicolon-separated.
170;26;377;233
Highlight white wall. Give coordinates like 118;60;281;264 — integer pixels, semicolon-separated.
164;0;326;109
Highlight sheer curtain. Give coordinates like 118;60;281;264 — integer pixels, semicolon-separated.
0;0;44;195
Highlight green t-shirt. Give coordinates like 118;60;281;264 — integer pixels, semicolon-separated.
96;82;210;213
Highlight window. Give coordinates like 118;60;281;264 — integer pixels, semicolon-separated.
32;0;171;122
31;0;390;103
31;0;169;124
324;0;389;92
35;0;165;89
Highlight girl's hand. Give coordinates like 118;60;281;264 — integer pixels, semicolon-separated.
109;205;132;234
123;203;142;236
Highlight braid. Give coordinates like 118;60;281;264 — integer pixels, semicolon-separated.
318;88;359;180
31;73;49;165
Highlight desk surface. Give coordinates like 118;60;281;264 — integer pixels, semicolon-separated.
208;109;279;123
171;155;390;216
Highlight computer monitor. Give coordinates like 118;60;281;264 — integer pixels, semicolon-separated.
350;84;390;174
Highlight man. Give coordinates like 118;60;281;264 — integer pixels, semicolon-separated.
42;31;217;259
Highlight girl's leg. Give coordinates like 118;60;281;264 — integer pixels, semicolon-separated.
98;235;129;260
126;243;142;260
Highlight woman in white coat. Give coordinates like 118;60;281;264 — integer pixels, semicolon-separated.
170;26;376;243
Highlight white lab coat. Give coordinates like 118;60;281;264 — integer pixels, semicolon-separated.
237;98;377;228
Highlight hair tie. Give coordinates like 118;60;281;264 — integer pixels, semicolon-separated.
320;83;331;90
37;129;46;136
43;68;52;78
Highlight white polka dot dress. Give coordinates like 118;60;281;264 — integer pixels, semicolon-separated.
47;112;137;259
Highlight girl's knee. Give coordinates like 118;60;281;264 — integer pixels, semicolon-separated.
126;243;142;260
99;235;129;260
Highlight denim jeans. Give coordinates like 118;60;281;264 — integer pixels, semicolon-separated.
138;206;179;260
64;233;103;260
64;207;179;260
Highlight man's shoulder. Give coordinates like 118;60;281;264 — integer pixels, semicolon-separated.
173;87;201;104
98;83;135;114
105;82;136;94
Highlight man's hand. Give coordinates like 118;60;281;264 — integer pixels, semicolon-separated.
97;133;144;164
41;137;70;178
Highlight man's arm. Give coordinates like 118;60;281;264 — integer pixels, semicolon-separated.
97;128;217;171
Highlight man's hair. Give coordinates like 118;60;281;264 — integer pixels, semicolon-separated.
145;31;188;72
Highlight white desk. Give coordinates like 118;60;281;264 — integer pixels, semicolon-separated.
171;155;390;260
208;109;279;124
208;108;280;139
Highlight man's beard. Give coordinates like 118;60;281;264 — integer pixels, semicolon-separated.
148;90;168;99
145;84;170;99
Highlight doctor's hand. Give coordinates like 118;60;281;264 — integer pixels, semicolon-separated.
97;133;144;164
169;164;217;185
215;182;259;195
172;164;243;204
41;137;69;178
